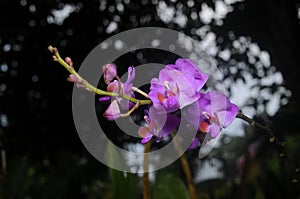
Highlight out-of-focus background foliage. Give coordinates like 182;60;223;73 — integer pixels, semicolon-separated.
0;0;299;198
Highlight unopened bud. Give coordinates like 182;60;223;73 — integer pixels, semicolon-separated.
48;46;58;54
67;74;77;82
48;45;54;53
52;55;58;62
102;63;117;84
65;57;73;67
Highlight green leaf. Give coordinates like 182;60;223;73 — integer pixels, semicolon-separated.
109;169;138;199
106;141;138;199
105;141;123;169
153;172;190;199
0;156;28;198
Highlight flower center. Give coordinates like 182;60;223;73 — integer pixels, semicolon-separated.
202;111;219;124
163;81;170;90
157;92;166;103
199;121;209;133
211;112;220;124
202;111;210;119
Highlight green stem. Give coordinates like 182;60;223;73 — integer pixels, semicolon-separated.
132;86;150;98
236;109;299;183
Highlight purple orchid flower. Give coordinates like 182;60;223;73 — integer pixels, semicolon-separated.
149;69;180;113
187;91;238;148
149;58;208;113
117;66;135;110
166;58;209;91
102;66;136;120
138;105;180;144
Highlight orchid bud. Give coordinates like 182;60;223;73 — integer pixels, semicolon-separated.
65;57;73;68
67;74;77;82
107;80;120;92
102;63;117;84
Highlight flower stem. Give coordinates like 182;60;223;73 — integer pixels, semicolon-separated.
143;141;151;199
172;132;197;199
48;45;152;105
236;109;299;183
120;101;140;117
132;86;150;98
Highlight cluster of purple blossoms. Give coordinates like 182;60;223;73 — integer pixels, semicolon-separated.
100;64;135;120
101;59;239;149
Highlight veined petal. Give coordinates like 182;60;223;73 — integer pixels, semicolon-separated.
219;103;239;128
148;105;167;135
175;59;208;78
203;91;230;112
198;91;238;128
159;113;180;138
197;93;211;112
178;92;199;109
168;69;195;96
208;123;221;138
174;58;209;90
162;95;180;112
158;68;172;82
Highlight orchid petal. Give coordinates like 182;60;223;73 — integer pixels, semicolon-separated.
141;132;153;144
189;137;199;149
99;96;111;102
103;100;121;121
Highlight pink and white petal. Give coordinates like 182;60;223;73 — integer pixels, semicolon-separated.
103;100;121;121
138;126;150;138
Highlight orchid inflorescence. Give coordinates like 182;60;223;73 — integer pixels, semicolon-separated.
95;59;239;148
48;45;299;188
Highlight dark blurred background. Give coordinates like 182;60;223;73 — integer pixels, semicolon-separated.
0;0;299;198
